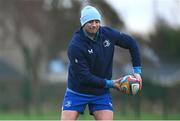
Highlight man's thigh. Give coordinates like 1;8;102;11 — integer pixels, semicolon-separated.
93;110;113;120
61;110;79;120
88;92;113;115
62;90;88;114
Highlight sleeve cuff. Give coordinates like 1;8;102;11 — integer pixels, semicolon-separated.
133;66;142;74
105;79;113;88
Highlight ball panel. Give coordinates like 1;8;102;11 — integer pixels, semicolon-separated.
120;81;130;94
131;83;140;95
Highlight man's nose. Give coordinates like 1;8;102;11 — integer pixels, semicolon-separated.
92;21;97;26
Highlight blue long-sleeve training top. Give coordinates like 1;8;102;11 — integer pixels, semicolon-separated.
67;26;141;95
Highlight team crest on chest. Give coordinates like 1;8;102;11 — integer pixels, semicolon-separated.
88;49;93;54
103;40;110;47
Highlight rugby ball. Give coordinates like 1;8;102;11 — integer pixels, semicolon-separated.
119;75;141;95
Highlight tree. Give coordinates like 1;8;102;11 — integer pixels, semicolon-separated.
150;18;180;62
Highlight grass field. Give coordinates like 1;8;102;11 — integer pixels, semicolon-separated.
0;110;180;120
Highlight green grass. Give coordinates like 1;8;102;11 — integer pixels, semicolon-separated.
0;110;180;120
79;111;180;120
0;111;59;120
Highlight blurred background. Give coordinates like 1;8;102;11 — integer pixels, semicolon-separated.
0;0;180;120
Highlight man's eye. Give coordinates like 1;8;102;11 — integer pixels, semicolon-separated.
89;21;93;23
95;20;99;23
88;20;99;24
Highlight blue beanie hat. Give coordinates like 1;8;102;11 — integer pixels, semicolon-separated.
80;6;101;26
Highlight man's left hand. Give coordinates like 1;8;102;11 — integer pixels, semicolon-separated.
133;73;142;90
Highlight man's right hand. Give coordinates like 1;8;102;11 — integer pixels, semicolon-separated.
112;78;122;90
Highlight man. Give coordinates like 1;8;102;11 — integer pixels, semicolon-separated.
61;5;142;120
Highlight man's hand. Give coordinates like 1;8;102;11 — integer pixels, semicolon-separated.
105;78;122;90
112;78;122;90
133;73;142;90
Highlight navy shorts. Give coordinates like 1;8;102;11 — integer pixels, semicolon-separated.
61;88;113;115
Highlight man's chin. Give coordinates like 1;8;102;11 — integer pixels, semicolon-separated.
91;30;98;34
